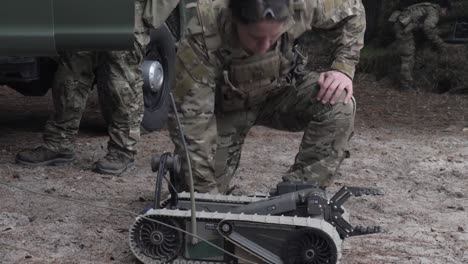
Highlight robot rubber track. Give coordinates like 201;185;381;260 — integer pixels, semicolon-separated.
129;185;383;264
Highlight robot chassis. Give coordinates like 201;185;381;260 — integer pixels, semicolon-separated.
128;153;384;264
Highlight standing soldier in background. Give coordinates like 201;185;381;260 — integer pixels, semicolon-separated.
15;0;179;175
390;0;451;90
169;0;365;193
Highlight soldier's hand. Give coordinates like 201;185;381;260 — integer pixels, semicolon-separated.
317;71;353;105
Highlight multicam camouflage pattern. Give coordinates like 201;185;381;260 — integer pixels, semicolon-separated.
136;0;181;45
305;0;366;79
42;2;149;158
391;2;445;88
141;0;180;30
42;42;144;158
169;0;364;193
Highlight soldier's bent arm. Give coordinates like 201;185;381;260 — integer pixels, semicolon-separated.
422;7;445;49
306;0;366;80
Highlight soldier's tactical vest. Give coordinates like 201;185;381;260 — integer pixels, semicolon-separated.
180;0;309;111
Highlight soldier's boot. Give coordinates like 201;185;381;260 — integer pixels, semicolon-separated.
399;79;415;91
92;150;135;176
399;82;414;91
15;146;75;166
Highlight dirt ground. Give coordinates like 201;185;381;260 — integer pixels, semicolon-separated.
0;75;467;264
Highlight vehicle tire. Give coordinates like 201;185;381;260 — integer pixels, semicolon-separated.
140;25;176;131
97;26;176;129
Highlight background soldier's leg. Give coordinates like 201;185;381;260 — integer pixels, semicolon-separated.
400;38;415;89
395;24;416;90
215;110;258;193
96;41;144;166
257;72;355;187
43;52;96;153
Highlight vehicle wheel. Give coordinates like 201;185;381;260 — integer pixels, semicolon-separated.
140;24;176;131
97;26;176;128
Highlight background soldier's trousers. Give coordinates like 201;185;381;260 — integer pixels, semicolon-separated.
394;22;416;89
42;41;144;158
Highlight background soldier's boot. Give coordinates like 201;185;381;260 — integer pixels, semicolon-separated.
400;80;414;91
92;151;135;176
15;146;75;166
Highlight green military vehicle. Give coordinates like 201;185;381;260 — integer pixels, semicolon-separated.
0;0;177;130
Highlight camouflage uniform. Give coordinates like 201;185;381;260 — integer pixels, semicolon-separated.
42;1;151;160
169;0;365;193
390;2;445;89
140;0;180;31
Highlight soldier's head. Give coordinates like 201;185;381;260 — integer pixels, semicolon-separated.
438;0;451;16
230;0;290;54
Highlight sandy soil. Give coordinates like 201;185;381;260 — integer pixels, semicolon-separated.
0;76;467;264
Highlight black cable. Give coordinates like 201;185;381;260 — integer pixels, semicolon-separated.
164;173;179;207
154;154;167;209
169;92;198;242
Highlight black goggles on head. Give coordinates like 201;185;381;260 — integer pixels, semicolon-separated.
233;0;290;24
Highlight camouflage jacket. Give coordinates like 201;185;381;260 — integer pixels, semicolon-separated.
395;2;441;29
135;0;180;45
140;0;180;30
390;2;444;47
180;0;366;81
